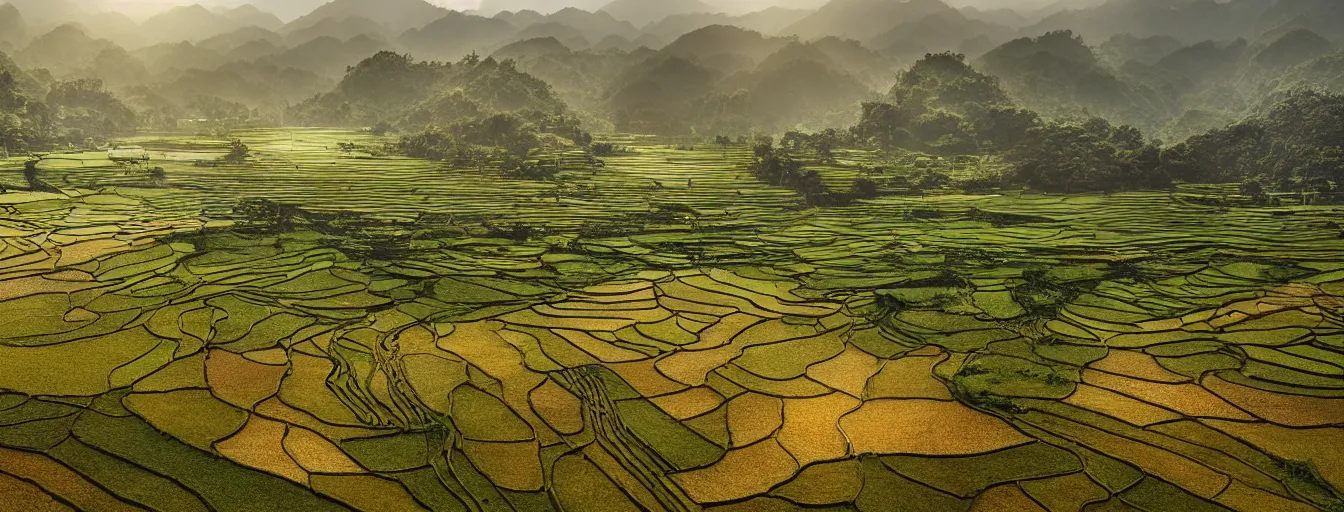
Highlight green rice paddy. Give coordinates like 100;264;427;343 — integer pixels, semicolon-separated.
2;128;1344;511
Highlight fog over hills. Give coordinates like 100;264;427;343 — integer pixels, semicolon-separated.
58;0;1106;19
0;0;1340;149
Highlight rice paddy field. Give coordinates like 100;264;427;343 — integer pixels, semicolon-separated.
2;128;1344;511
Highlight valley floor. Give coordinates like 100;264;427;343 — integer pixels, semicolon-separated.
1;129;1343;511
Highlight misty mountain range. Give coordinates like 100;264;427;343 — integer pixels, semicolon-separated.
1;0;1341;137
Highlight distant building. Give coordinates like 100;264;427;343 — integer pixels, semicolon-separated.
176;119;213;130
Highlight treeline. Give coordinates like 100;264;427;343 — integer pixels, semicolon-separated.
1;60;137;153
749;130;883;207
396;113;591;179
1162;90;1344;194
848;52;1343;194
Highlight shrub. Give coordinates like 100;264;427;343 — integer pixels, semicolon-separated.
224;139;249;162
851;177;879;199
1240;176;1267;200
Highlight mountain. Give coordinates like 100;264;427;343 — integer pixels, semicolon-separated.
601;36;872;134
198;26;283;54
958;6;1029;28
608;55;721;133
1271;49;1344;95
632;33;666;50
753;40;837;73
721;56;872;132
285;0;448;35
493;9;546;28
492;37;573;60
292;50;570;129
659;24;788;66
1154;38;1250;94
979;30;1180;133
1250;28;1335;71
592;34;636;52
221;0;330;22
0;4;25;51
0;0;85;25
134;42;227;74
1098;34;1184;68
140;4;242;44
400;11;517;61
268;34;390;77
0;48;44;98
810;36;894;88
284;16;391;46
542;8;639;40
1025;0;1276;45
866;8;1012;57
1256;0;1344;43
601;0;721;28
80;11;141;49
707;0;828;16
476;0;608;16
732;7;813;34
781;0;958;42
507;22;590;50
155;60;330;108
67;46;149;90
642;8;811;41
219;4;285;32
227;38;285;61
14;24;115;75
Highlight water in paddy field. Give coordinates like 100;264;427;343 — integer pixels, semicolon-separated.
2;129;1344;511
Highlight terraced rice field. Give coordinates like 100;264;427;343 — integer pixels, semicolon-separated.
2;128;1344;511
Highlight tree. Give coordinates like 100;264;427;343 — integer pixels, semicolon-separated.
853;102;913;149
1240;177;1267;201
1160;90;1344;190
970;105;1040;150
751;141;831;205
398;128;455;161
236;198;298;233
913;170;952;190
224;139;249;162
812;128;840;162
45;78;136;141
912;111;976;154
855;52;1039;155
781;129;842;161
1007;118;1165;192
891;53;1012;111
851;177;879;199
23;159;58;192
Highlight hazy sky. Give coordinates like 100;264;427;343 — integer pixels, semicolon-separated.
89;0;1079;13
94;0;474;8
77;0;1092;22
